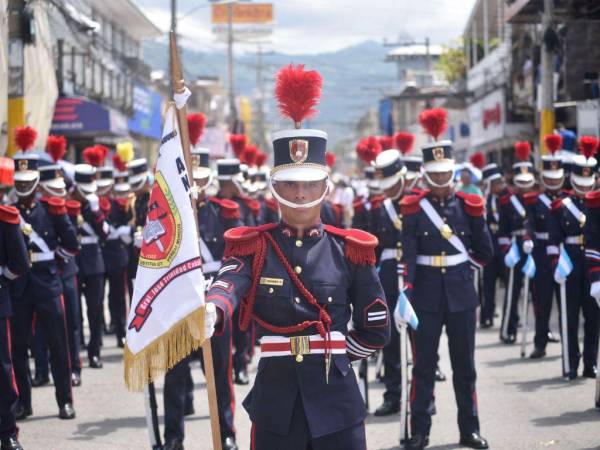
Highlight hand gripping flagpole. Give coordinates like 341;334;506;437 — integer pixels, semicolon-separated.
170;31;223;450
520;255;535;358
397;263;409;446
557;244;571;378
501;238;519;341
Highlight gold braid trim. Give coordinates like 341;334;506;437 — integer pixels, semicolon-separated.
270;162;329;176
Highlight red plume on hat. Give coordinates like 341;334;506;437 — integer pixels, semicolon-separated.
418;108;448;141
514;141;531;162
112;154;127;172
83;146;104;168
378;136;394;151
326;151;336;168
241;145;258;166
229;134;247;157
275;64;322;128
544;134;562;155
469;152;486;169
95;144;109;162
14;126;38;152
579;135;599;160
188;113;206;147
394;132;415;155
357;136;382;164
46;135;67;163
255;151;268;167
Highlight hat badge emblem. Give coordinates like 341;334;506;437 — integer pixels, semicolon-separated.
550;161;558;170
289;139;309;164
18;160;28;171
432;147;444;161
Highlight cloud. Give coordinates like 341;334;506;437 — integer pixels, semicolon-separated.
136;0;477;54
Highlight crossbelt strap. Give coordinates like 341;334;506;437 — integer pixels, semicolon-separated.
419;198;468;256
81;236;99;245
561;198;586;226
30;251;55;263
510;195;526;218
81;221;99;239
19;215;51;253
416;253;468;267
539;193;551;210
383;198;402;230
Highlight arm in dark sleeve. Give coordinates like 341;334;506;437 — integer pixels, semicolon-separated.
50;208;80;259
82;203;110;239
547;205;563;262
2;222;29;281
585;201;600;282
468;213;493;266
497;202;511;251
400;211;418;293
346;263;390;360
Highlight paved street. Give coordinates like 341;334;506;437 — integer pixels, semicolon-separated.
18;307;600;450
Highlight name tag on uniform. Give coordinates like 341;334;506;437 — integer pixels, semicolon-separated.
260;277;284;286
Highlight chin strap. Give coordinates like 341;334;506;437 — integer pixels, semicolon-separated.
424;172;455;188
15;179;39;197
572;182;593;196
541;177;564;191
269;178;329;209
390;178;405;200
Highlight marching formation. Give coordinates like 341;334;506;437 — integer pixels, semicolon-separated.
0;62;599;450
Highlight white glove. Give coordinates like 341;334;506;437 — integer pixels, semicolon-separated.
118;225;132;245
86;194;99;212
173;86;191;110
134;230;143;248
590;281;600;308
522;239;534;254
190;184;199;200
393;298;408;332
204;303;217;339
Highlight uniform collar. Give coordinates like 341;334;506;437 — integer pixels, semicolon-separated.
278;221;323;239
428;192;454;205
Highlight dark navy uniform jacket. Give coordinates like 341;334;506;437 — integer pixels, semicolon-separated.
400;191;493;313
11;198;79;301
527;191;563;272
351;195;383;233
320;200;343;228
206;222;390;438
234;195;259;227
75;201;109;276
0;206;30;317
257;196;279;225
485;193;502;253
584;191;600;283
101;197;132;270
548;193;588;267
497;189;534;252
370;197;404;294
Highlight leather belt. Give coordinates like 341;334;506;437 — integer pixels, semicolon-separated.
30;251;55;263
380;248;402;262
512;229;527;237
260;332;346;361
535;232;549;240
565;235;585;245
80;236;99;245
416;253;468;267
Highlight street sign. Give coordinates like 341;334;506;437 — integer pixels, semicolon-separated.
211;3;273;24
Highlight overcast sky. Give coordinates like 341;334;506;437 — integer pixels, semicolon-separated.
136;0;477;54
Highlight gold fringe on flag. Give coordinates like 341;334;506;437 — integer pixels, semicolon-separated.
124;306;206;392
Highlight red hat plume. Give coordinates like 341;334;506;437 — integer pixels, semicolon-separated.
14;126;38;152
579;136;599;160
46;135;67;163
544;134;562;155
325;151;336;168
514;141;531;162
419;108;448;140
83;146;103;167
378;136;394;151
112;154;127;172
358;136;382;164
188;113;206;147
469;152;486;169
241;145;258;166
95;144;109;162
255;151;268;167
275;64;322;127
394;132;415;155
229;134;247;157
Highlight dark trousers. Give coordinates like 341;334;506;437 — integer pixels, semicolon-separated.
163;314;236;442
106;268;128;341
11;294;72;409
0;317;18;438
232;307;250;373
565;265;599;371
482;251;505;325
500;257;525;337
531;258;559;351
79;273;104;360
411;307;479;437
251;395;366;450
379;264;401;404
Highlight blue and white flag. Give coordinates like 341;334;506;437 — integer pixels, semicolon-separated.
554;246;573;282
521;254;536;279
394;291;419;330
504;241;521;268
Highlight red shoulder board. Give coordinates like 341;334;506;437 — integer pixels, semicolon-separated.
115;197;129;211
240;196;261;216
47;197;67;216
400;190;428;216
210;197;241;220
0;205;19;225
324;225;378;266
551;198;563;211
99;196;111;214
459;192;485;217
586;190;600;209
224;223;277;257
353;199;365;213
522;192;539;206
265;197;278;213
370;195;385;209
65;200;81;217
499;194;511;205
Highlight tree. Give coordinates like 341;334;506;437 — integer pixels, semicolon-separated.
436;39;467;85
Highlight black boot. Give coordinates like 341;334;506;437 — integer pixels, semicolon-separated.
0;435;23;450
58;403;76;419
405;434;429;450
374;400;400;416
529;348;546;359
31;372;50;387
459;432;489;449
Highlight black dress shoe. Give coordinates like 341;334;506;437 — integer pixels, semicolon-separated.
31;373;50;387
480;319;493;329
1;435;23;450
71;372;82;387
89;356;103;369
234;370;249;385
583;365;597;379
459;432;489;449
566;370;578;380
116;337;125;348
162;439;183;450
222;437;238;450
14;403;32;421
547;331;560;343
529;348;546;359
502;334;516;344
435;365;446;382
374;400;400;416
405;434;429;450
58;403;76;419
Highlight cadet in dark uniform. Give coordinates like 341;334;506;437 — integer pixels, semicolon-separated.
480;162;505;328
549;137;599;379
206;64;390;449
71;163;109;368
162;147;242;450
351;166;384;233
11;151;78;420
0;203;30;450
399;108;492;450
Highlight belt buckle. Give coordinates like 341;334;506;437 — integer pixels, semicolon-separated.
577;235;584;245
432;255;446;267
290;336;310;363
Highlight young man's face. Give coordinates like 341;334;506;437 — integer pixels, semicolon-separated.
274;179;327;228
490;178;505;195
460;169;471;185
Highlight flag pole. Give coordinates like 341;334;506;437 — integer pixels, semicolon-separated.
170;31;223;450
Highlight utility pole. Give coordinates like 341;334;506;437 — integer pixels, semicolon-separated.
227;2;237;130
540;0;555;155
7;0;25;156
253;45;268;151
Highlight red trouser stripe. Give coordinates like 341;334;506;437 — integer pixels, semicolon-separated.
6;318;19;395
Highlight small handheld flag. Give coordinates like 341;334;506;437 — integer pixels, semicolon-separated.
521;254;536;279
395;291;419;330
554;246;573;283
504;241;521;268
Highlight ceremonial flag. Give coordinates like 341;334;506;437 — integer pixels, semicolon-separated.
124;104;206;391
554;245;574;283
521;254;536;279
396;291;419;330
504;241;521;268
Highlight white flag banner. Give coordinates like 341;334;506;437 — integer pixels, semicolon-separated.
124;104;206;391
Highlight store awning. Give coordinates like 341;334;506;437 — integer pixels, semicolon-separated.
50;97;129;137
